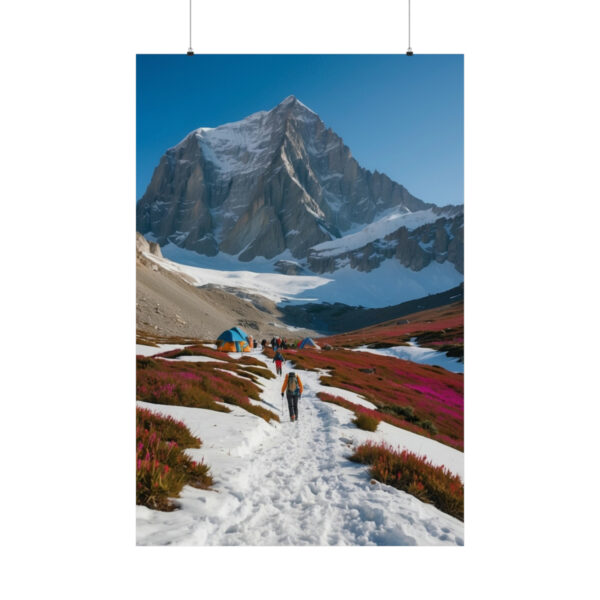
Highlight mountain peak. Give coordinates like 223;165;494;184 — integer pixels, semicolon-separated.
138;98;446;264
274;95;317;118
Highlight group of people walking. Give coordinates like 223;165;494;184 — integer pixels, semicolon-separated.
271;336;289;351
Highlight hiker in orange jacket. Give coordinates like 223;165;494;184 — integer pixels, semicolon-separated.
281;372;303;422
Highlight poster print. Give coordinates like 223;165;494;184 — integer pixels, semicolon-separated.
136;54;464;546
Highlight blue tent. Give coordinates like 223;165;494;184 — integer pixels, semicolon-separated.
217;329;250;352
298;337;320;349
230;326;249;341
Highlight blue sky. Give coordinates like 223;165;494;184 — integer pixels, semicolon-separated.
137;54;463;206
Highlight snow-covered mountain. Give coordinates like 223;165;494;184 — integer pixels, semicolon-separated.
136;96;463;274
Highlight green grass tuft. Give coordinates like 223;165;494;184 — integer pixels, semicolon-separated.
352;413;380;432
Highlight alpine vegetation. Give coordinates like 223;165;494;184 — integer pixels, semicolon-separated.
136;297;464;545
136;407;213;511
350;441;464;522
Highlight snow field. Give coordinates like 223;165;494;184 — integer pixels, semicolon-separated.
136;347;464;545
353;339;464;373
142;243;463;308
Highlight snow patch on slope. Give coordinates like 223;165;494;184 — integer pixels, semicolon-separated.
354;341;464;374
136;343;185;356
144;251;331;305
311;209;441;257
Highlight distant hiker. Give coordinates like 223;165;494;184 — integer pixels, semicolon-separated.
271;336;278;350
281;371;303;422
281;338;288;350
273;350;284;376
253;339;258;349
261;339;267;349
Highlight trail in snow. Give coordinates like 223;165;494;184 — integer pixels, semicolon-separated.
137;352;464;546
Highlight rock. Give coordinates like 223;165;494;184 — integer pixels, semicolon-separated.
274;260;306;275
307;214;463;274
148;242;162;257
237;319;259;331
136;232;163;259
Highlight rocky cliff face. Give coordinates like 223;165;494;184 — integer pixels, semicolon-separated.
307;214;463;274
136;231;163;258
136;96;440;262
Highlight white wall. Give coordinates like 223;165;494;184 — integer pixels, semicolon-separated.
2;1;598;598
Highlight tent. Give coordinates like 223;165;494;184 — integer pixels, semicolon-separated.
216;328;251;352
298;337;320;350
230;326;249;341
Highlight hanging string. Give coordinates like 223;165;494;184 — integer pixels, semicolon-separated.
187;0;194;55
406;0;413;55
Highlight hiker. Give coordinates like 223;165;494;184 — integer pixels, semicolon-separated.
281;371;303;422
271;336;278;350
261;339;267;349
281;338;288;350
273;350;284;376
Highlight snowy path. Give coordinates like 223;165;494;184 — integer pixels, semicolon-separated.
201;384;462;546
137;352;464;546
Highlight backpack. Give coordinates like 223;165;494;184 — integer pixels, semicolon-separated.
287;373;298;393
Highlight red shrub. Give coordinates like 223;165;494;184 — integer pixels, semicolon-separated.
350;441;464;521
136;407;213;511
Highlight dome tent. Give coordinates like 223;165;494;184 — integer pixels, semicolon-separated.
298;337;320;350
230;326;254;349
216;328;251;352
230;326;249;340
